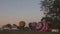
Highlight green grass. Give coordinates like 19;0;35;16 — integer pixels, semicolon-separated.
0;31;60;34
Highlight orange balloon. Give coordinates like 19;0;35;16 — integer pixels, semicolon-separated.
19;21;26;27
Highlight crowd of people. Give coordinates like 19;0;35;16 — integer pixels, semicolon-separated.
0;18;58;32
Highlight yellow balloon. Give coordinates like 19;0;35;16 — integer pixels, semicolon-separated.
19;21;26;27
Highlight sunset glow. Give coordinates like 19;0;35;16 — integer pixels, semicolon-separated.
0;0;44;26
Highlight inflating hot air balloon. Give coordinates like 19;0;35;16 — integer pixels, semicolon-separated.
36;18;48;32
19;21;26;27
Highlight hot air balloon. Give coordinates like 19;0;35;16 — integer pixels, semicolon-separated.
19;21;26;27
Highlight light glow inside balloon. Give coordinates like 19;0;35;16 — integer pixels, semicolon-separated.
19;21;26;27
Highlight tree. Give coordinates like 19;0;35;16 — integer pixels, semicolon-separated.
41;0;60;29
41;0;60;17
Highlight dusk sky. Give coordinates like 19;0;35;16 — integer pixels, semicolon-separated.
0;0;44;26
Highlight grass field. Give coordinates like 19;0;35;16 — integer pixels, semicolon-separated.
0;31;60;34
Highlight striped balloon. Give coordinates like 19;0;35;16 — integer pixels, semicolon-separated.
36;22;48;32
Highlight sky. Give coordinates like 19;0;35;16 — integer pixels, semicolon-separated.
0;0;44;26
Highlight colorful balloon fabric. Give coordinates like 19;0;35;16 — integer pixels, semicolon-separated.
32;22;37;27
36;22;48;32
36;22;43;31
40;22;48;32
